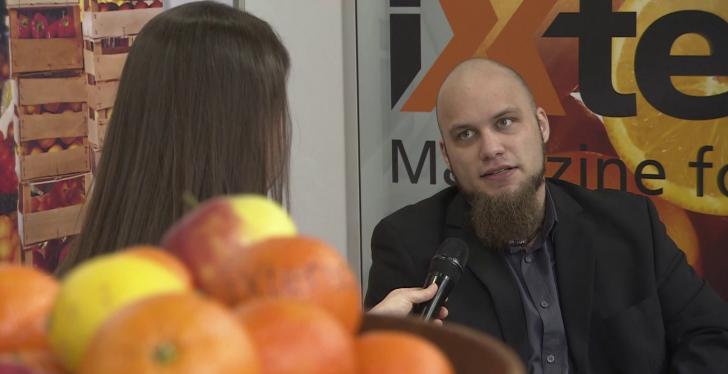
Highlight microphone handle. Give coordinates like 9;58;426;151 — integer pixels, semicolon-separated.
420;274;452;321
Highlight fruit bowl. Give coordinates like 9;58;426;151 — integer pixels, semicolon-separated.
361;314;525;374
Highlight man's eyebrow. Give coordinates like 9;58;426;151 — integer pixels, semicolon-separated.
449;123;473;134
490;107;521;121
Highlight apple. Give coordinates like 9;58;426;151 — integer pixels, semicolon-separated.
56;12;75;38
119;1;133;10
23;105;42;115
18;13;32;39
30;13;48;39
60;137;76;146
150;0;163;8
48;252;190;371
29;146;43;155
41;103;64;114
67;102;82;112
134;0;149;9
47;144;63;153
161;194;297;293
37;138;56;150
46;20;59;39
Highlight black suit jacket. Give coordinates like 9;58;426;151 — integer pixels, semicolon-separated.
365;179;728;373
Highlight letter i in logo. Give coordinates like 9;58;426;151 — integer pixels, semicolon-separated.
390;0;421;109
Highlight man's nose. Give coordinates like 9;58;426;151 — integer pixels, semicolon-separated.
478;132;505;160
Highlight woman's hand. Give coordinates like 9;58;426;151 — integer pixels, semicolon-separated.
368;283;449;325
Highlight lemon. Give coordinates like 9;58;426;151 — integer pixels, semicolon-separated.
604;0;728;215
48;253;189;371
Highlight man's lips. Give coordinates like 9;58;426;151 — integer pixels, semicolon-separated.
481;166;517;177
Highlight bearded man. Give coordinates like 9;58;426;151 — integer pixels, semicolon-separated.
365;59;728;374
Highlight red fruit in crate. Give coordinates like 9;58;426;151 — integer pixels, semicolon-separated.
18;13;32;39
119;2;133;10
36;139;56;151
134;1;149;9
97;3;109;11
60;137;76;146
57;12;75;38
150;0;163;8
51;180;72;207
30;13;48;39
41;103;64;114
23;105;42;115
67;102;82;112
46;21;59;39
107;2;120;11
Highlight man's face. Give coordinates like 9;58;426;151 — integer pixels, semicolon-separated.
437;66;550;199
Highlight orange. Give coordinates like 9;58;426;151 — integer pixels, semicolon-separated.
0;265;59;352
604;0;728;215
357;331;454;374
214;236;362;333
79;292;260;374
234;299;356;374
547;151;701;270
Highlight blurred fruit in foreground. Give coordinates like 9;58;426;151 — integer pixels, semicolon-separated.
216;236;362;333
162;194;296;293
235;299;356;374
48;253;189;371
0;265;59;352
123;245;192;288
0;350;66;374
79;293;260;374
357;331;454;374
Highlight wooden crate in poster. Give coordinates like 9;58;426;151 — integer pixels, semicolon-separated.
15;73;88;143
17;173;90;245
83;36;133;82
8;6;83;75
6;0;76;8
15;136;91;182
82;6;162;39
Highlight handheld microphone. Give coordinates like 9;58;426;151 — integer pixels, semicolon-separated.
419;237;469;321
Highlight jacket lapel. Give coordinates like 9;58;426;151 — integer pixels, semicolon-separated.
444;193;529;357
549;182;596;373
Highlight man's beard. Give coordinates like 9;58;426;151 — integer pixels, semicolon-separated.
468;166;545;251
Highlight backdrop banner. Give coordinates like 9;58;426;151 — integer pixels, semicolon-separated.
356;0;728;298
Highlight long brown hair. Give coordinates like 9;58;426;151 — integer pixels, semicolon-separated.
57;1;290;275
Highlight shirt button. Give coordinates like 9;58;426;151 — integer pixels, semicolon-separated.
540;300;550;308
546;354;556;364
524;255;533;263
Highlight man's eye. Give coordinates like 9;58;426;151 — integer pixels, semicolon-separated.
497;118;513;128
456;129;475;140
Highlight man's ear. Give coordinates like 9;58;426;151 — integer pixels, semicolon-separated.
439;140;451;168
536;107;550;143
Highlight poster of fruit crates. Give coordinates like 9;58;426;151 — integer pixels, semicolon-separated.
7;1;83;76
13;73;90;181
83;0;163;148
17;173;90;245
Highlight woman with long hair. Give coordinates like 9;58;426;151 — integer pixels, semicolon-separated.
57;1;290;274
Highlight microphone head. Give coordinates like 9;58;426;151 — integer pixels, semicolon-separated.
428;237;469;282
